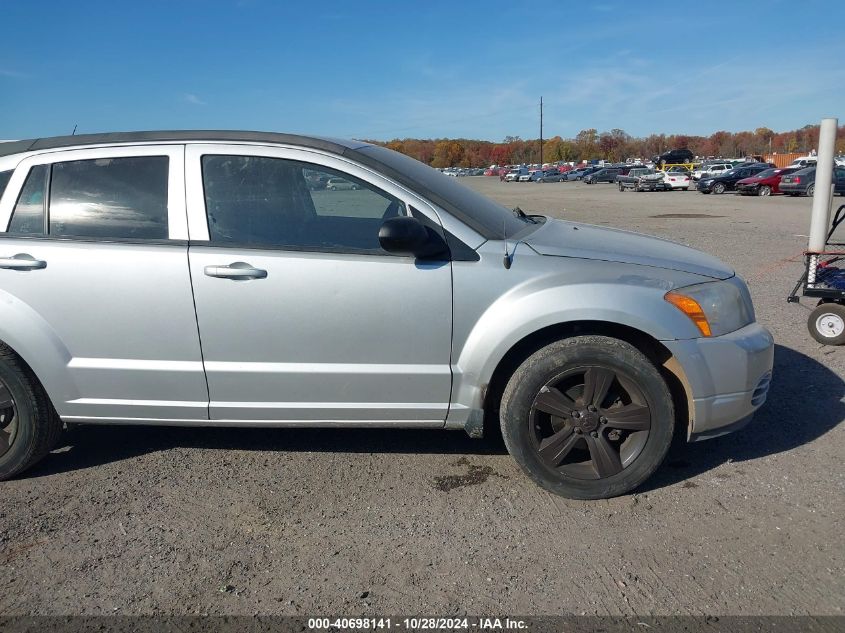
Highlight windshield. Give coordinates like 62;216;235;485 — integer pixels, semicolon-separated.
357;144;532;238
755;169;776;179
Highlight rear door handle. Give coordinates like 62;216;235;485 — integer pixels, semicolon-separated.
204;262;267;280
0;254;47;270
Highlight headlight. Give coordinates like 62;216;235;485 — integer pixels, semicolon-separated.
665;277;755;337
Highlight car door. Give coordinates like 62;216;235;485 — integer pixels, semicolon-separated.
184;144;453;424
0;145;209;422
835;167;845;194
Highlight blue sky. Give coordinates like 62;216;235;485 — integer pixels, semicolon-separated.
1;0;843;142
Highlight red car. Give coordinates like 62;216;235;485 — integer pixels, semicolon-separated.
735;166;798;196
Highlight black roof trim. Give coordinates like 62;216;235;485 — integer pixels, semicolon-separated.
0;130;371;159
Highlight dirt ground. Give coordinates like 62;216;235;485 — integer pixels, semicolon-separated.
1;179;843;617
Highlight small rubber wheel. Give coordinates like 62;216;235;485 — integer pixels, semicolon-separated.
808;303;845;345
758;185;771;196
0;344;62;480
712;182;726;194
500;336;674;499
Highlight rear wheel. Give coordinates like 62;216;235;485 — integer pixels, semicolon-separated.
0;345;62;480
807;183;815;197
758;185;771;196
808;303;845;345
500;336;674;499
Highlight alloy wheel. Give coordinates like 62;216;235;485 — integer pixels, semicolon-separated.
0;378;18;459
528;365;651;480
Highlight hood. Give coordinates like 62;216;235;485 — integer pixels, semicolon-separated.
523;218;734;279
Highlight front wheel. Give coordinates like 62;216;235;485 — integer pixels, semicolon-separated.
712;182;726;194
808;303;845;345
500;336;674;499
758;185;772;196
618;182;624;191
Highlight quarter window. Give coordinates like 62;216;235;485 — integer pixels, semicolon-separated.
201;155;407;252
8;165;48;236
0;170;12;202
49;156;169;239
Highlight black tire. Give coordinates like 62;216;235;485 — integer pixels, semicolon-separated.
500;336;674;499
0;344;62;480
758;185;771;196
712;182;726;194
808;303;845;345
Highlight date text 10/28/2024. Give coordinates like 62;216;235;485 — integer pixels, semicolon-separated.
308;618;528;630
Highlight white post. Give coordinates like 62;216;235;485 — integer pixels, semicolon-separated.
808;118;838;253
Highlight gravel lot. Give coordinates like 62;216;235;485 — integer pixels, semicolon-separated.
2;178;843;617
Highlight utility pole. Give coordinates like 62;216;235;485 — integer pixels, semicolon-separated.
539;96;543;166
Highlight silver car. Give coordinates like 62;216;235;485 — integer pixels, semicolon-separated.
0;132;773;499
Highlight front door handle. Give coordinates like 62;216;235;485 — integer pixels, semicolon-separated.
204;262;267;280
0;254;47;270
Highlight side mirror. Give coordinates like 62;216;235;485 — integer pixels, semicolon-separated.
378;216;446;258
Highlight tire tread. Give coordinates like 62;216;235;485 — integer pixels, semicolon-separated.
0;343;62;479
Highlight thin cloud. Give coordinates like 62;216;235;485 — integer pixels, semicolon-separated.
183;93;207;106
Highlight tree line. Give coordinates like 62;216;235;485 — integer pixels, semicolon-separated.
370;124;845;168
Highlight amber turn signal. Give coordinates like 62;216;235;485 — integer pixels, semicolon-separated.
664;291;712;337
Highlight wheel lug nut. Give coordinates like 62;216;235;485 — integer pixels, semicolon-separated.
600;417;607;424
588;405;597;412
574;428;582;434
573;411;581;418
591;431;598;438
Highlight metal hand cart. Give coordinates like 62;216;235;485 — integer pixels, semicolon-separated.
788;203;845;344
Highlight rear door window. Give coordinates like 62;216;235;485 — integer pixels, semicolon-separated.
49;156;169;239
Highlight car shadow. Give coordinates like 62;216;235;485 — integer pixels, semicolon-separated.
25;344;844;493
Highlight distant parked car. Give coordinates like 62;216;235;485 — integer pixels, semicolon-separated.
564;168;588;181
779;166;845;197
735;167;798;196
504;167;528;182
692;163;733;181
584;167;627;184
662;171;691;190
326;177;360;190
654;149;694;166
616;168;667;192
537;170;566;183
697;164;772;194
787;157;817;171
520;169;545;182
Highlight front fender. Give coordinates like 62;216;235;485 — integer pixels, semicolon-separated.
447;253;707;424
